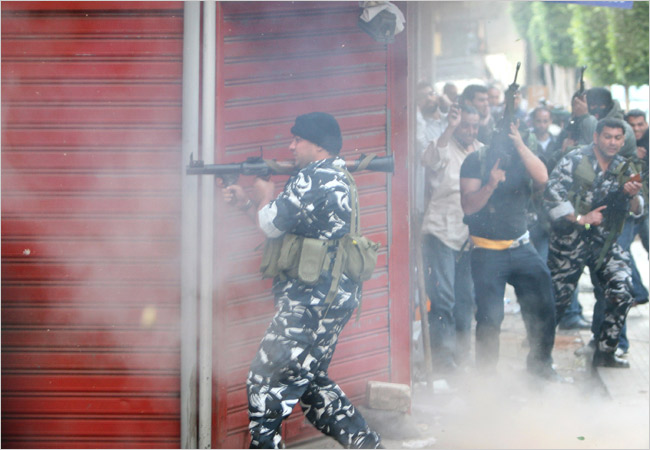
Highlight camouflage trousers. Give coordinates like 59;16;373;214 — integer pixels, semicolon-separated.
247;296;381;449
548;231;634;353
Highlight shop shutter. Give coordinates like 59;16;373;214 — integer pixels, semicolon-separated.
211;3;408;447
1;2;184;448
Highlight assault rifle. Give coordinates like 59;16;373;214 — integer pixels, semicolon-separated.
489;61;522;166
591;172;642;270
186;153;394;186
567;65;587;141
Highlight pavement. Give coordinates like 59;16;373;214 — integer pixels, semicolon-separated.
292;239;649;449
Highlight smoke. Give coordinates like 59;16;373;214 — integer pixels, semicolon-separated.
413;362;648;449
410;264;649;450
1;5;185;448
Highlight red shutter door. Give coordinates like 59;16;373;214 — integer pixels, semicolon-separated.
1;2;184;448
211;3;409;447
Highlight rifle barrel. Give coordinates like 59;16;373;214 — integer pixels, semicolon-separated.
513;61;521;83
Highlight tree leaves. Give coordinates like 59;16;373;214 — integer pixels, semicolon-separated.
510;2;649;87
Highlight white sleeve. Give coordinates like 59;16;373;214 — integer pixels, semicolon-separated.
258;202;284;238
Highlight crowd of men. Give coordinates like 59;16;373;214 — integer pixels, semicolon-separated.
216;77;646;448
417;79;648;379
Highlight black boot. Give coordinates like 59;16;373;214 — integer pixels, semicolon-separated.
592;350;630;369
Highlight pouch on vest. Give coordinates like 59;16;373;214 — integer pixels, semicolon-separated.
277;233;301;279
260;237;283;279
297;237;330;285
343;235;379;282
570;152;596;216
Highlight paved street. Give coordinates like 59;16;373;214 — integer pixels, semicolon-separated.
295;239;649;449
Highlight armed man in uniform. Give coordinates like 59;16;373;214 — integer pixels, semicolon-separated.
223;112;382;449
544;118;643;368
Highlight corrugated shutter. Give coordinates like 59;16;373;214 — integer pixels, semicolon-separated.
211;3;406;447
1;2;184;448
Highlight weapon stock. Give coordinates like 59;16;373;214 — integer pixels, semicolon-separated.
490;61;522;165
187;154;394;186
567;66;587;141
576;65;587;98
590;172;642;270
501;61;521;128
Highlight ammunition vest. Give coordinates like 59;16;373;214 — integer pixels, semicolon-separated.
567;148;638;270
567;148;630;216
259;157;380;308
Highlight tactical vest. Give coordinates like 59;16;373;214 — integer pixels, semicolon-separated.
259;156;380;308
567;147;638;270
567;147;630;216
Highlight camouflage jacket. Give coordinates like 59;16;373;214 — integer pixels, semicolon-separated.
544;144;643;241
258;157;360;309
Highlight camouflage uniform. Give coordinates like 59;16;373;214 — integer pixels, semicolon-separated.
544;144;641;353
249;157;381;449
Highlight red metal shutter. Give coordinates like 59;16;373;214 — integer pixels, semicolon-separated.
2;2;184;448
211;3;409;447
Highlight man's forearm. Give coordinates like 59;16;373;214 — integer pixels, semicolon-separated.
435;125;455;149
461;183;496;215
516;143;548;188
630;195;642;216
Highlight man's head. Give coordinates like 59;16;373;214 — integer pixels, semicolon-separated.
461;85;489;119
531;107;552;137
443;82;458;103
624;109;648;141
416;81;438;115
453;104;480;148
586;87;613;120
290;112;342;168
593;118;626;161
487;86;501;107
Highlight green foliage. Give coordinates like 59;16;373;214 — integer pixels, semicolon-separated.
528;3;549;64
606;2;649;86
512;1;649;88
520;2;577;67
509;2;533;40
569;5;617;86
534;2;577;67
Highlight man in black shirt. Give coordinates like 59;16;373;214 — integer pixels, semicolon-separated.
460;122;560;381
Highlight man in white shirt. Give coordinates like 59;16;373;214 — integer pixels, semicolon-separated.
415;81;447;222
421;103;481;372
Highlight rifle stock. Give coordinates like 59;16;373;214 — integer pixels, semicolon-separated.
501;61;521;128
589;172;642;270
490;62;521;164
567;66;587;141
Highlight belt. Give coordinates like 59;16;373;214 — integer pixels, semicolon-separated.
509;235;530;249
471;232;530;251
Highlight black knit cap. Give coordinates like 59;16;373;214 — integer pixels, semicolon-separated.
586;87;613;107
290;112;342;155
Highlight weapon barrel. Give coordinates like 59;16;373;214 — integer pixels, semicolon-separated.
186;155;394;176
512;61;521;84
346;155;394;173
186;161;246;176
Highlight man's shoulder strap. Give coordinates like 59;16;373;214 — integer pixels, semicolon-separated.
334;163;361;235
573;148;596;187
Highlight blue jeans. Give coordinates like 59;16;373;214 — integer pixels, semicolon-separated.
618;216;649;302
471;243;556;373
639;213;648;253
422;234;474;366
